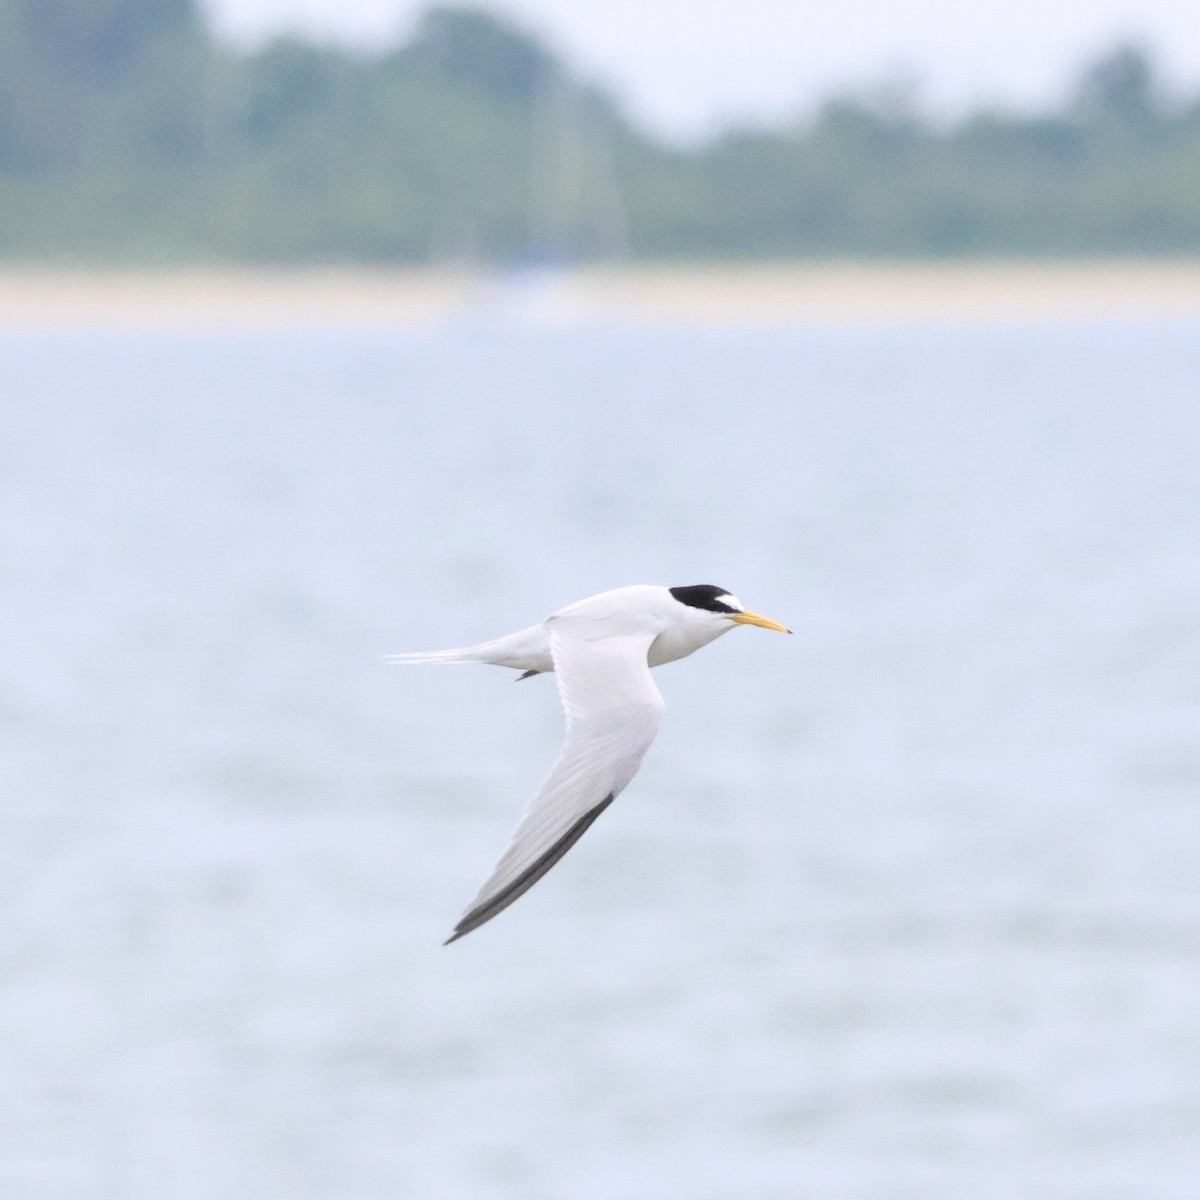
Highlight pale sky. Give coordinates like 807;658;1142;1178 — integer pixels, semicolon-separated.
204;0;1200;139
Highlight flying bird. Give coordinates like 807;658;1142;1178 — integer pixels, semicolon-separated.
388;584;791;943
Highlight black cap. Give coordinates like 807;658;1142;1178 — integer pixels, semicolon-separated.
668;585;740;614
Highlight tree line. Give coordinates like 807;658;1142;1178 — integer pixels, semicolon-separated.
1;0;1198;263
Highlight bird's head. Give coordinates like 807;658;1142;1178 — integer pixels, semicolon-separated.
668;584;791;634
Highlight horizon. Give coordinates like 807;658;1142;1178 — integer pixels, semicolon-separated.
203;0;1200;140
5;3;1199;263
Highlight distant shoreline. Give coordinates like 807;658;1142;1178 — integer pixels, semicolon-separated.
2;261;1199;327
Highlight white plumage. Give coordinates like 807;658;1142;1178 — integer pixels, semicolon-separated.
388;584;790;942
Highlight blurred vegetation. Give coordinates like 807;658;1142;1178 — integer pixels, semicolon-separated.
2;0;1199;263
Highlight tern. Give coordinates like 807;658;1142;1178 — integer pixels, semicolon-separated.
389;584;791;943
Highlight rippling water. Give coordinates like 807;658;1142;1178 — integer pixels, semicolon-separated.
2;314;1198;1198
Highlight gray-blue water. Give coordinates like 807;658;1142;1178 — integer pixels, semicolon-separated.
2;316;1198;1199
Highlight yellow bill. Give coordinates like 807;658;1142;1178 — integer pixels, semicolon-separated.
731;609;792;634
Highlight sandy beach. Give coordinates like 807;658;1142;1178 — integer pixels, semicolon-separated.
1;260;1199;327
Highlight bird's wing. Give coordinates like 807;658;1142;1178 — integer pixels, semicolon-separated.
446;626;665;942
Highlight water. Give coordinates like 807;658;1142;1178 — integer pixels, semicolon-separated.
1;314;1198;1198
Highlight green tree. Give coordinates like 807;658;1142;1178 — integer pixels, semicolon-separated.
0;0;206;169
398;6;558;102
2;8;1200;262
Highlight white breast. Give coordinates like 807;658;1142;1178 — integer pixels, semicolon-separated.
647;620;732;667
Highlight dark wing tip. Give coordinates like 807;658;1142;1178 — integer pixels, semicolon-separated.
441;793;615;945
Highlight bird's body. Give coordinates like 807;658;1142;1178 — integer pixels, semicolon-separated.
389;584;789;942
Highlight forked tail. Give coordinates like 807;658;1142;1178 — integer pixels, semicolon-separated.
386;623;553;675
384;647;485;666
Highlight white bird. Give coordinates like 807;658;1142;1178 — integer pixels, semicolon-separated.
388;584;791;943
